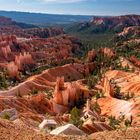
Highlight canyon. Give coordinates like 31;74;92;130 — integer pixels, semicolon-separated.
0;14;140;140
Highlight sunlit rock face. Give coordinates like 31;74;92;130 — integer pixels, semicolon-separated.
103;70;140;97
52;77;90;114
82;99;101;121
1;45;11;59
7;62;19;78
0;62;95;97
117;26;140;39
0;34;84;68
6;52;34;78
0;63;95;119
15;52;34;70
130;55;140;68
100;47;115;58
80;99;113;134
95;70;140;127
82;118;113;134
0;93;52;121
0;35;16;62
0;34;85;81
91;15;140;32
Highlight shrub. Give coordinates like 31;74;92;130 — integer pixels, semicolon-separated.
114;86;122;99
87;75;97;89
31;88;38;95
92;101;101;113
69;107;83;127
122;92;134;100
2;112;10;120
124;116;132;127
45;89;53;99
0;74;8;89
94;91;105;100
108;115;120;129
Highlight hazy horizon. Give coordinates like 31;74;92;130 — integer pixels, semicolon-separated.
0;0;140;16
0;10;140;17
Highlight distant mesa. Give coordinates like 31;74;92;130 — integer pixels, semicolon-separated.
0;16;64;38
66;15;140;34
0;10;92;26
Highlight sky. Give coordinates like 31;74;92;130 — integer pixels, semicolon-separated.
0;0;140;15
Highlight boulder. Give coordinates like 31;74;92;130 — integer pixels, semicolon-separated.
39;119;57;130
0;108;18;121
50;123;86;136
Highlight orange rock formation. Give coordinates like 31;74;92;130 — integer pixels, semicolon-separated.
52;77;90;113
96;70;140;126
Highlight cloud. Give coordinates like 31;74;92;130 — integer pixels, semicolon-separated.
16;0;134;4
38;0;87;3
37;0;134;3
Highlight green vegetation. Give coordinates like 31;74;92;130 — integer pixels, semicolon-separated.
45;89;53;99
31;88;38;95
69;107;83;127
124;116;132;127
114;86;122;99
31;64;52;75
95;91;105;100
0;74;8;90
0;70;21;90
91;101;101;113
32;59;75;76
115;41;140;59
87;75;99;89
86;50;121;92
121;92;134;100
108;115;120;129
69;32;115;53
108;114;133;129
114;85;134;100
67;22;140;70
2;112;10;120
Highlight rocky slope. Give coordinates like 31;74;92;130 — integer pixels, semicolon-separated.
0;16;64;38
0;118;89;140
66;15;140;34
0;118;140;140
0;15;140;140
91;15;140;32
0;47;139;135
90;127;140;140
0;34;81;64
94;68;140;126
117;26;140;40
0;34;83;85
0;63;94;96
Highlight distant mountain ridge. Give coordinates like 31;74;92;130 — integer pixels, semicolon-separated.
0;16;64;38
0;11;92;27
91;15;140;32
66;14;140;34
0;16;37;29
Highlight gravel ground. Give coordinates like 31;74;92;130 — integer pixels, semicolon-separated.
0;118;140;140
